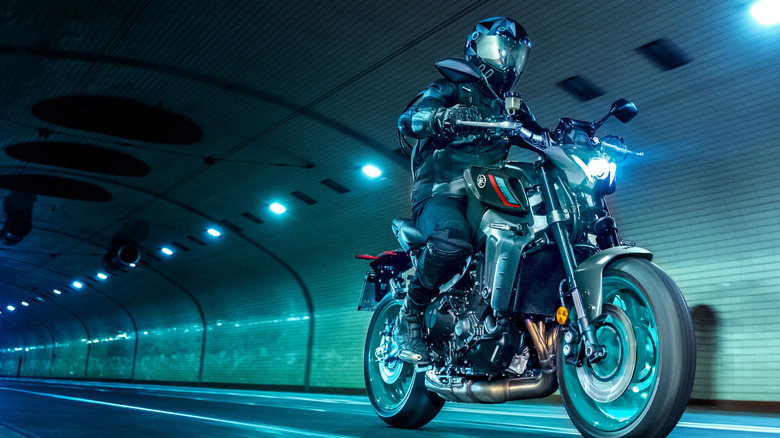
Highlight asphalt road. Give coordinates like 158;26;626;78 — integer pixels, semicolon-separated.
0;378;778;437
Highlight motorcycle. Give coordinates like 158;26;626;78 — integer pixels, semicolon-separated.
356;58;696;438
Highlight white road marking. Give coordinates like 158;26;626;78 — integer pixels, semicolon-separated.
678;421;780;434
4;380;780;436
0;387;353;438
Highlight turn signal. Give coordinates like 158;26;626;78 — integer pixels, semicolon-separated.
556;307;569;325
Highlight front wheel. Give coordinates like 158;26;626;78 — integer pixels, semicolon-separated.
364;293;444;428
558;257;696;438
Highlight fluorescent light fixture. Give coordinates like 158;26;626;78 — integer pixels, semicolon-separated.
21;301;29;307
161;247;174;255
269;203;287;214
752;0;780;25
97;273;108;280
207;228;221;237
72;281;83;289
53;289;62;295
362;165;382;178
6;305;15;312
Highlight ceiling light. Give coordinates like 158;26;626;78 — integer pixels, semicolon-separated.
6;305;15;312
72;281;83;289
362;165;382;178
752;0;780;25
129;263;137;268
269;203;287;214
21;301;29;307
53;289;62;295
207;228;221;237
97;273;108;280
161;247;174;255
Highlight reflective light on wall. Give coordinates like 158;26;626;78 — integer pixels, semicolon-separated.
362;165;382;178
97;272;108;280
161;247;174;256
72;281;84;289
269;203;287;214
53;289;62;295
6;305;15;311
752;0;780;25
207;228;221;237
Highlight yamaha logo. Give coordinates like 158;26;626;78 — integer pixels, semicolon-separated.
477;174;487;189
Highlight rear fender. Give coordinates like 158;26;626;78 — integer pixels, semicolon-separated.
574;246;653;320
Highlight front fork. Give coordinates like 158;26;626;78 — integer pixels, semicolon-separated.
536;162;605;363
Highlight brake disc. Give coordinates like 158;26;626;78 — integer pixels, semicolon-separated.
576;303;637;403
377;319;404;384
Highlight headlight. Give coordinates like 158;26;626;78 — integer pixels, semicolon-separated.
587;158;610;180
572;156;612;181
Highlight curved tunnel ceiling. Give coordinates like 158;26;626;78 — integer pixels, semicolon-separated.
0;174;112;202
0;45;406;167
5;142;151;177
32;96;203;145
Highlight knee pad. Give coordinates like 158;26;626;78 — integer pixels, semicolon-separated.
425;226;473;264
425;237;471;265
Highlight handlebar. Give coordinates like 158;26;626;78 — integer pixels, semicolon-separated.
457;119;644;158
456;120;548;146
595;138;644;157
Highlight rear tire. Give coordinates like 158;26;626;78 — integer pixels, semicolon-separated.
364;293;444;428
558;257;696;438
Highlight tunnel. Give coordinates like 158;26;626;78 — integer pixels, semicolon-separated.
0;0;779;436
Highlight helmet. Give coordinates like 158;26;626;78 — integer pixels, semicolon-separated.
464;17;531;94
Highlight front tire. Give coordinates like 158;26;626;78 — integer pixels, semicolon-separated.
364;293;444;428
558;257;696;438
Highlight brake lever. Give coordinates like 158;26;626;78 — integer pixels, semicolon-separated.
456;120;548;147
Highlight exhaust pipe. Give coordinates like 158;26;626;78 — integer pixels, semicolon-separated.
424;371;557;403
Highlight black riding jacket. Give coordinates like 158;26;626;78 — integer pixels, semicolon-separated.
398;78;543;207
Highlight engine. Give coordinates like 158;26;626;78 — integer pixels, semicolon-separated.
423;255;528;377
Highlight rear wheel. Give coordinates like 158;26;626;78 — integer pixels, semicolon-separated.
558;257;696;438
364;293;444;428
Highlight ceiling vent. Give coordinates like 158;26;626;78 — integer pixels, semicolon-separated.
241;212;264;224
321;179;350;194
636;38;690;71
558;76;604;102
291;191;317;205
172;242;191;252
187;235;206;246
221;220;243;232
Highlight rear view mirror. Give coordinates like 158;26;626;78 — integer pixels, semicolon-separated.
611;99;638;123
434;58;482;84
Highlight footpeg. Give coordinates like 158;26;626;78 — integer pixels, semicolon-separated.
398;350;431;365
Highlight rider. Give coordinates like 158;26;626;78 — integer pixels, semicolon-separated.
394;17;546;364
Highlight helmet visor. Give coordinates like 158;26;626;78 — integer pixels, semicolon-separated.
475;35;530;73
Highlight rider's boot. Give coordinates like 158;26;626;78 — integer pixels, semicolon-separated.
393;295;431;365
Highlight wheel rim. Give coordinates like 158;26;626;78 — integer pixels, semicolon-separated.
562;276;659;432
366;299;416;412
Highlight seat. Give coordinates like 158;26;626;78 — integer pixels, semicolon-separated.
392;218;426;252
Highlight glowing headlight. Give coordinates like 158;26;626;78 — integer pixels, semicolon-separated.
587;158;610;180
572;156;612;181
